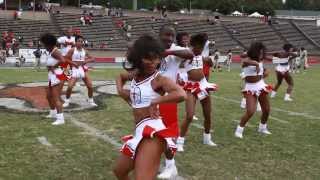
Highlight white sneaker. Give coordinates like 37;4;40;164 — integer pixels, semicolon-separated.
193;115;199;120
270;91;276;98
157;164;178;179
52;119;65;125
63;99;70;107
203;133;217;146
258;128;272;135
234;131;243;139
88;98;98;107
63;102;69;107
234;125;244;139
284;97;293;102
258;123;272;135
90;102;98;107
176;137;184;152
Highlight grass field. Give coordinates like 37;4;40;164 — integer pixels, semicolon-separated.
0;66;319;180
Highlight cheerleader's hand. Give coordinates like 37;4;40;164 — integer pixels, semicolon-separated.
149;101;160;119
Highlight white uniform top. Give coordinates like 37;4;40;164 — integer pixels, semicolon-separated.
72;48;86;62
130;72;160;109
201;40;210;57
160;43;187;82
57;36;75;56
243;62;264;77
185;55;203;72
46;48;59;66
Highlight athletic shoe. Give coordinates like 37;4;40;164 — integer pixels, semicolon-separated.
52;119;65;125
284;97;293;102
234;125;244;139
258;128;272;135
203;133;217;146
63;99;70;107
157;164;178;179
193;115;199;120
270;91;276;98
176;137;184;152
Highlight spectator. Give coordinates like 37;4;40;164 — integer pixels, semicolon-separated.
90;42;94;48
84;15;93;25
29;1;34;10
33;47;41;71
18;36;23;44
89;10;94;17
84;39;89;47
80;16;85;25
104;7;109;16
17;9;22;20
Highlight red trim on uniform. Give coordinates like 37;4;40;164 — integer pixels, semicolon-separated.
120;144;134;157
121;135;134;142
159;103;179;137
203;63;211;77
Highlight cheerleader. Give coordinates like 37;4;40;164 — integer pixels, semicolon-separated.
235;42;272;139
41;33;67;125
270;44;297;101
177;33;218;152
62;35;97;107
57;28;75;56
113;35;186;180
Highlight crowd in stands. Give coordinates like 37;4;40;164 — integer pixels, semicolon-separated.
1;31;19;57
80;10;94;25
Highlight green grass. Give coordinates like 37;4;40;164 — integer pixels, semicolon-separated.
0;66;319;180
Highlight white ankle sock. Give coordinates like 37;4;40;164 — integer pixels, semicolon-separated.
56;113;64;120
236;125;244;133
50;109;57;115
259;123;267;129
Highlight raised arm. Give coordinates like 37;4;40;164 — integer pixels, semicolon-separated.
51;49;65;65
152;75;187;105
163;49;194;60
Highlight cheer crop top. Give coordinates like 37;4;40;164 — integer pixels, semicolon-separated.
242;62;264;77
72;48;86;62
184;55;203;72
130;72;160;109
46;48;59;66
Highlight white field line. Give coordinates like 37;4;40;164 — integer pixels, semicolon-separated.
67;114;186;179
66;114;122;148
213;95;320;120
